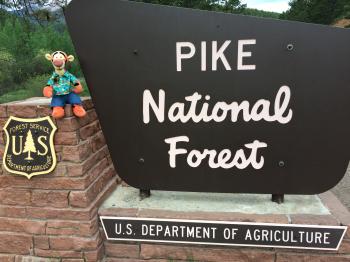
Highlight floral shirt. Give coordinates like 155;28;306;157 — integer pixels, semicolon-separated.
47;71;79;96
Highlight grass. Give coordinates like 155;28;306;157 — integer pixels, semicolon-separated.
0;74;90;104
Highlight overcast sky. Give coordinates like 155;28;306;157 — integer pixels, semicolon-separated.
242;0;290;13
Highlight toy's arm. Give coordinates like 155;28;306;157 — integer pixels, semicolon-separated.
43;85;53;98
69;73;83;94
43;75;54;98
73;82;83;94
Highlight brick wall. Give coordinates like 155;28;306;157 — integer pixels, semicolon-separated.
0;99;120;261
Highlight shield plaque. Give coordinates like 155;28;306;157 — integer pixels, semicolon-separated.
2;116;57;179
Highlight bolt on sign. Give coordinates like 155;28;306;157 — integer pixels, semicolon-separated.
66;0;350;194
2;117;57;179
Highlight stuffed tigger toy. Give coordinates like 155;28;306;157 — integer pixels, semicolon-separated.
43;51;86;119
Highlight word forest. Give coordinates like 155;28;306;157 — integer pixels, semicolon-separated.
142;40;294;170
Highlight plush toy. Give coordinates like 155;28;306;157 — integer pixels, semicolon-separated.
43;51;86;119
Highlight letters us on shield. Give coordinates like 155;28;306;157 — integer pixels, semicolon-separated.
2;116;57;179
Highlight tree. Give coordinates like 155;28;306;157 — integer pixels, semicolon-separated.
0;0;69;26
135;0;246;13
23;130;36;160
280;0;350;25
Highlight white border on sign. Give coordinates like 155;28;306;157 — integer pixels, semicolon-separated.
99;216;347;251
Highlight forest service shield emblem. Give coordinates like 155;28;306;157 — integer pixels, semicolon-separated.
2;116;57;179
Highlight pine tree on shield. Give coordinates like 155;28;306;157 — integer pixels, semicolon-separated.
23;130;37;160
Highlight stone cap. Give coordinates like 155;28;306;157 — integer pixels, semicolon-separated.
0;97;93;118
2;96;91;106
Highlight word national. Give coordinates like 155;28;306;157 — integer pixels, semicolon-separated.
143;86;293;125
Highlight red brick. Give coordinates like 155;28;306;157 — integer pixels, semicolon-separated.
0;106;7;118
319;192;350;227
0;118;7;131
105;259;166;262
77;114;91;127
338;239;350;254
56;117;80;132
276;253;350;262
141;244;274;261
34;236;50;250
15;256;59;262
27;206;94;220
64;105;74;117
62;140;91;162
91;131;106;152
0;131;4;144
105;243;139;258
0;188;31;205
0;218;46;234
0;254;15;262
84;161;115;188
51;163;67;177
70;166;115;208
49;233;101;251
54;144;63;152
0;233;32;255
46;219;98;237
55;131;80;145
0;205;26;218
66;146;108;177
62;259;85;262
79;121;100;140
37;105;51;117
34;249;83;258
87;109;98;122
82;99;94;110
31;190;69;208
0;145;4;161
290;215;339;226
7;105;37;118
84;243;104;262
0;175;86;190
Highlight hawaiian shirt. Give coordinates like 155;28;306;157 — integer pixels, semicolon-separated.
47;71;79;96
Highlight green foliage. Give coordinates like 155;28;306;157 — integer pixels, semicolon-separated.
134;0;246;13
0;13;83;99
0;74;49;103
0;74;90;104
0;50;15;94
242;8;280;19
280;0;350;24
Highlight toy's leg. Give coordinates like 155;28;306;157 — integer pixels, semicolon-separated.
52;107;65;119
67;93;86;118
51;96;66;119
73;105;87;118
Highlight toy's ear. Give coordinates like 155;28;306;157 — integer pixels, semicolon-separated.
45;54;52;61
67;55;75;62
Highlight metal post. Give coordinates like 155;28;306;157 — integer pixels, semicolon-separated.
139;189;151;200
271;194;284;204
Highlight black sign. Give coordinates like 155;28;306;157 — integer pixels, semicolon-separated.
2;116;57;179
100;216;347;250
66;0;350;194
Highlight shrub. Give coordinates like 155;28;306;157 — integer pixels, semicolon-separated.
0;74;90;104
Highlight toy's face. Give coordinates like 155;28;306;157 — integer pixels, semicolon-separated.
45;51;74;71
52;53;66;69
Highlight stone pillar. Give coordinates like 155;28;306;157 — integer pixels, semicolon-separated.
0;98;119;261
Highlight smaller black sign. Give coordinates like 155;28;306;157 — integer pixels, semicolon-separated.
100;216;347;250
